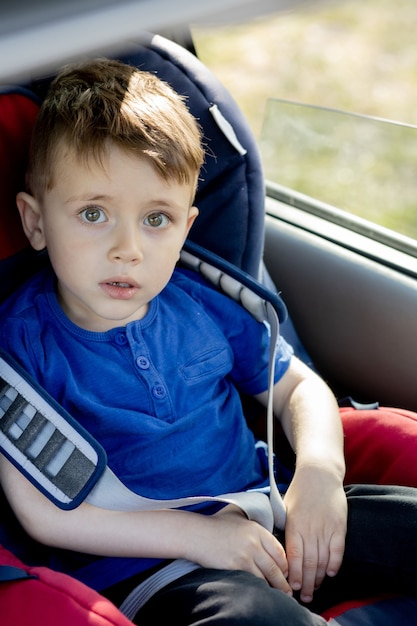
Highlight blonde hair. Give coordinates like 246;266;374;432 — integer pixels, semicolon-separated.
26;58;204;197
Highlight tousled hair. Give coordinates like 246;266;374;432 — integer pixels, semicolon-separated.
26;58;204;197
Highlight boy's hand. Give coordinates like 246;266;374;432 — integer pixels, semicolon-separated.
283;465;347;603
184;506;292;595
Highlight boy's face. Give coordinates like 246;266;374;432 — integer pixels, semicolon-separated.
18;144;198;331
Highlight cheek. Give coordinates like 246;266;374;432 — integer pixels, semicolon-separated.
154;241;184;267
47;238;93;279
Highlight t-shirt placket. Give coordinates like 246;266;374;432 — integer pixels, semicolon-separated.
125;325;173;421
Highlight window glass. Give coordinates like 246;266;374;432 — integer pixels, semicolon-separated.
259;100;417;240
193;0;417;240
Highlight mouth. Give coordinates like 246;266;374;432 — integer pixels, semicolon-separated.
100;277;140;300
107;281;134;288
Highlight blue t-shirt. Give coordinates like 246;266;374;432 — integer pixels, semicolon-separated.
0;265;293;587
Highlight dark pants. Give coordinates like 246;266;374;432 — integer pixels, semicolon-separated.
311;483;417;613
133;484;417;625
136;568;327;625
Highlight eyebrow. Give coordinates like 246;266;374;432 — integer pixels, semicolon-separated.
64;193;110;204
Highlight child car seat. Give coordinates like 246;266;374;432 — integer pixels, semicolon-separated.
1;30;417;625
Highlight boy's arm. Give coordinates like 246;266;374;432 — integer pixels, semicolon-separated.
255;356;347;603
0;454;291;594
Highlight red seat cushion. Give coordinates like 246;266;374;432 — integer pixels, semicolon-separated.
341;406;417;486
0;91;39;260
0;544;133;626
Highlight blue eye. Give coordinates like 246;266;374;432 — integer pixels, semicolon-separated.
81;207;106;223
145;213;170;228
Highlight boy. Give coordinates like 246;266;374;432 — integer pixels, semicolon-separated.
0;58;417;626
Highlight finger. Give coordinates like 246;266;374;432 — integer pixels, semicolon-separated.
298;539;319;603
326;532;345;578
262;533;289;577
285;532;304;594
258;534;292;593
312;542;330;592
254;551;292;594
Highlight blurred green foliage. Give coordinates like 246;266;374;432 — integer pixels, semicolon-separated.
193;0;417;239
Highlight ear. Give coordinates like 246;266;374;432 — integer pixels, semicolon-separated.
16;192;46;251
185;205;199;239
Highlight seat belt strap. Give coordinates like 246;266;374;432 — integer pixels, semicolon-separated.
86;465;275;529
180;243;287;529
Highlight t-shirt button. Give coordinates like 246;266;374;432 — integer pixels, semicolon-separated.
114;332;127;345
136;356;150;370
152;384;166;399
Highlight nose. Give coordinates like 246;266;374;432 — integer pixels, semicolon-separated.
109;223;143;265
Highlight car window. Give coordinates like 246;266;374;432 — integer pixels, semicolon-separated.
259;99;417;242
193;0;417;247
